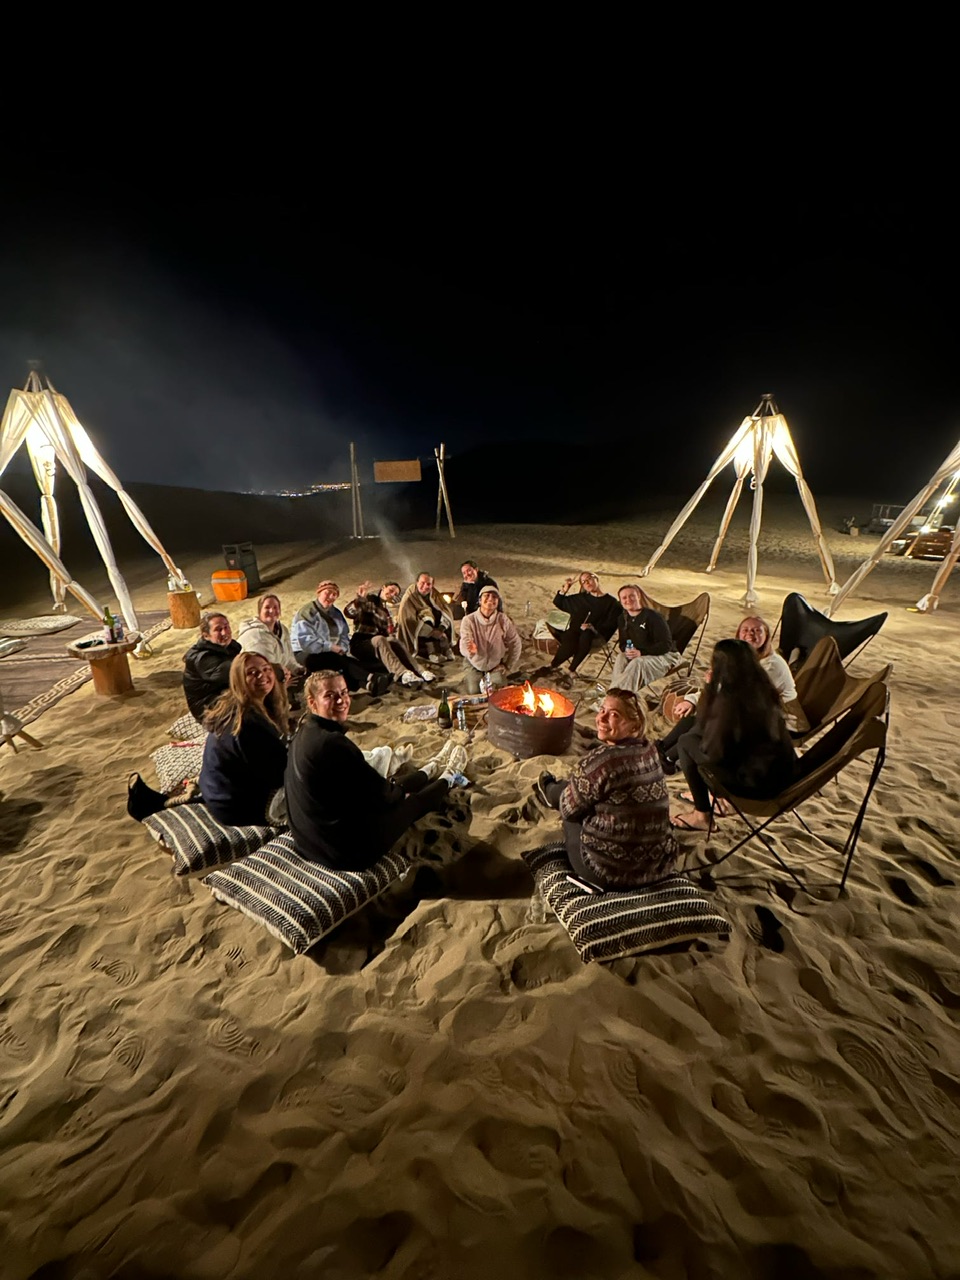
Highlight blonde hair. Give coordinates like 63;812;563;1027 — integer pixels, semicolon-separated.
204;652;289;737
736;615;773;659
605;687;646;735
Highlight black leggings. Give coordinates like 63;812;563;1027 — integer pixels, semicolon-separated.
549;625;603;672
301;650;369;691
541;776;605;888
376;769;449;851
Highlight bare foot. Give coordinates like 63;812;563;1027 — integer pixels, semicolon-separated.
670;808;714;833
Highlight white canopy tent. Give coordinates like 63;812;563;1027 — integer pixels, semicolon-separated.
829;439;960;616
640;394;838;608
0;368;188;635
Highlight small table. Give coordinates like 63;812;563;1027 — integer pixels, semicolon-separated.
67;632;142;696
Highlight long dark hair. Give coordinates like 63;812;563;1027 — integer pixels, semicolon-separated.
698;638;783;757
204;652;289;737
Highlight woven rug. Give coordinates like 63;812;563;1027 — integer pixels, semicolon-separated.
2;613;174;727
0;614;85;637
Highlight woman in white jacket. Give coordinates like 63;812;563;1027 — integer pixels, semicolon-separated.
238;595;302;681
458;587;523;693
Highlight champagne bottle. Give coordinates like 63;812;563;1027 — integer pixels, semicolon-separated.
437;689;452;730
103;607;116;644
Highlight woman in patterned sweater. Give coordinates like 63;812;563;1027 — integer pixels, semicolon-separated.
536;688;679;889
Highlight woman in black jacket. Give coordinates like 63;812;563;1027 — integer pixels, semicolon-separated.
198;652;289;825
183;613;241;719
671;639;798;833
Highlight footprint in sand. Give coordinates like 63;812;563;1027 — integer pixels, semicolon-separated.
907;856;955;887
751;905;786;952
113;1032;145;1073
884;875;926;907
208;1016;261;1057
90;955;138;987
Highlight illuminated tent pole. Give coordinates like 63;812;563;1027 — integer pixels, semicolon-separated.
641;395;838;608
0;369;190;647
829;440;960;615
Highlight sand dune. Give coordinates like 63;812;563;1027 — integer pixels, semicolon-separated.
1;495;958;1278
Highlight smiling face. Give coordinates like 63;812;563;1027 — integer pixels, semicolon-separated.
317;584;340;610
596;694;642;743
477;590;500;617
580;573;601;595
243;654;276;700
381;583;401;605
618;586;642;614
206;615;232;646
307;674;351;723
416;574;434;596
461;563;478;584
737;617;768;651
259;596;281;625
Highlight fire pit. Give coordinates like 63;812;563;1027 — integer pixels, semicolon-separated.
486;682;575;759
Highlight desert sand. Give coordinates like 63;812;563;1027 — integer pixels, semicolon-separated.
1;495;958;1279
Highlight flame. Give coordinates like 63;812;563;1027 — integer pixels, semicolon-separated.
519;681;557;717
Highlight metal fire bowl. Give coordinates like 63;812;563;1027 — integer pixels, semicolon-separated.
486;685;576;759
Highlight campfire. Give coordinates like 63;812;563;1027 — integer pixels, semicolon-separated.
486;683;575;759
499;681;560;718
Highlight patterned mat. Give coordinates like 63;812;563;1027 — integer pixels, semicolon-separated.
0;615;85;637
4;613;174;727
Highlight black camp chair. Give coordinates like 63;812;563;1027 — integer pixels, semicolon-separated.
698;680;889;896
777;592;887;672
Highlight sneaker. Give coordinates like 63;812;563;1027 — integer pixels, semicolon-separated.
441;769;470;788
431;740;469;774
401;671;422;687
366;672;392;696
419;669;437;683
534;771;557;807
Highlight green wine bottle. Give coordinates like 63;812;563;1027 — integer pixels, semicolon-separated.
437;689;452;730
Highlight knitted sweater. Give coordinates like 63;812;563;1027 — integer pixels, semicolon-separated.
559;736;679;888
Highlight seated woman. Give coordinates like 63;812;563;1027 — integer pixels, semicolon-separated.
183;612;242;720
198;652;290;825
546;571;620;678
608;583;679;692
344;581;435;687
671;639;799;833
285;669;468;871
658;614;800;773
536;688;679;890
396;573;456;662
458;586;522;693
238;594;302;678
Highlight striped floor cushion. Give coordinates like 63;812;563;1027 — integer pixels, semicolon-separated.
151;742;206;793
521;843;731;962
143;803;279;875
205;833;413;955
167;712;207;741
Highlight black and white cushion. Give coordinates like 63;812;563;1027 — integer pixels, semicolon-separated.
167;713;207;741
522;843;730;962
143;803;279;875
205;833;413;955
151;742;206;793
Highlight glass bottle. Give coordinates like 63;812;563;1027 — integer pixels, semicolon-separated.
437;689;452;730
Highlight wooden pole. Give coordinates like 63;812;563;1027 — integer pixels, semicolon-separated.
350;442;365;538
435;443;456;539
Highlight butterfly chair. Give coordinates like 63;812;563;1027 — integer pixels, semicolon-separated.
594;589;711;686
777;592;887;672
698;680;889;896
791;636;892;746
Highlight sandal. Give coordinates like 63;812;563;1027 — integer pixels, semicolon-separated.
670;812;714;834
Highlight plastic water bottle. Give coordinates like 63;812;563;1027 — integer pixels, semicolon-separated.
625;639;635;653
481;671;493;697
456;702;468;731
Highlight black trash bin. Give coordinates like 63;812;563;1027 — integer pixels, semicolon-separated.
223;542;261;592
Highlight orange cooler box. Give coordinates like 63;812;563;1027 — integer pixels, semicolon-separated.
211;568;248;602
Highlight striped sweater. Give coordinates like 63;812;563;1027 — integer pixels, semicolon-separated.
559;736;679;888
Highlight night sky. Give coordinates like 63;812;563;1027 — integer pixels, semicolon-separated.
2;182;958;507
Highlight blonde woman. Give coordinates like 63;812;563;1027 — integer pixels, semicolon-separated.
198;652;289;825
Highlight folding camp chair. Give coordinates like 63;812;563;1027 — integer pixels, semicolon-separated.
593;590;711;685
699;681;889;895
791;636;892;745
777;592;887;672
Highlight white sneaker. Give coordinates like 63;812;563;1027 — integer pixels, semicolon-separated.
401;671;422;686
433;740;468;774
440;769;470;788
419;669;436;683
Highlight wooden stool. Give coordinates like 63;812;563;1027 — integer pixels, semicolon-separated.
168;590;201;629
0;715;43;753
67;633;141;697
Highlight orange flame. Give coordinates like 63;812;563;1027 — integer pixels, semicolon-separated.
520;681;557;717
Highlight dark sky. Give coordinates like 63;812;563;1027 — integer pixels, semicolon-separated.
1;181;957;502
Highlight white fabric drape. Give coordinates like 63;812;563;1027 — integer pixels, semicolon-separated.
0;373;188;631
829;438;960;616
641;400;836;606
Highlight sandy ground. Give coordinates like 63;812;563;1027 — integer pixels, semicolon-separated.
1;494;958;1279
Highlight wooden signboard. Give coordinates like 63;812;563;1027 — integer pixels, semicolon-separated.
374;460;422;483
